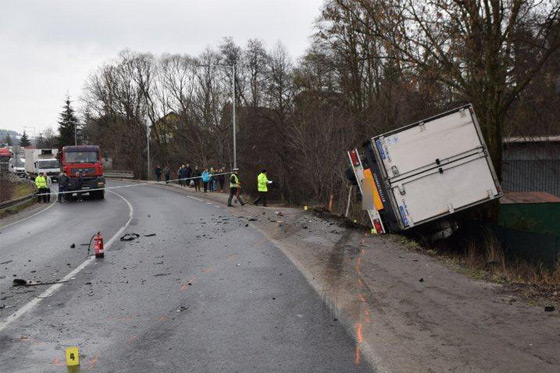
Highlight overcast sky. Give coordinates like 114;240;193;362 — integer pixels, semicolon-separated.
0;0;324;137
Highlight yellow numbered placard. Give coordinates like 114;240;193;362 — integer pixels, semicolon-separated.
66;347;80;366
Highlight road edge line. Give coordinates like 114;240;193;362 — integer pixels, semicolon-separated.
247;222;386;373
0;202;56;231
0;190;134;333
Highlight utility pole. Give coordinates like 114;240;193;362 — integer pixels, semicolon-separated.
147;125;151;180
232;63;237;169
74;123;77;146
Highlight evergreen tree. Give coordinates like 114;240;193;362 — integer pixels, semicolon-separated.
19;131;31;147
57;96;80;147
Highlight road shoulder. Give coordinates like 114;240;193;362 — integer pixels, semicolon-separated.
154;182;559;372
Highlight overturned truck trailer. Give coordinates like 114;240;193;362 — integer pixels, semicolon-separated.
348;104;503;234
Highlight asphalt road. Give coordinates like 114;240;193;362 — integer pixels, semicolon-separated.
0;182;372;372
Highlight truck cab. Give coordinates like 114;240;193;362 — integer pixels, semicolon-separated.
61;145;105;199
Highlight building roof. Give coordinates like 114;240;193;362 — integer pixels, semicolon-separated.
501;192;560;204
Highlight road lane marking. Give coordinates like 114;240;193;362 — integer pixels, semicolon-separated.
0;190;134;333
187;196;203;202
0;202;56;231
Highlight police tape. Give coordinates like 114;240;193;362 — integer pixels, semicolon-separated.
35;172;237;197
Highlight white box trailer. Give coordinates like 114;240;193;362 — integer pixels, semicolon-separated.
24;148;60;180
351;104;502;233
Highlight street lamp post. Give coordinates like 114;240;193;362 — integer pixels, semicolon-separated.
231;63;237;169
147;125;151;181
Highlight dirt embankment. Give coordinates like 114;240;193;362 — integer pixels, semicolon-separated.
249;207;560;373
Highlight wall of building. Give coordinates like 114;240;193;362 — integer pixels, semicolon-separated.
502;142;560;197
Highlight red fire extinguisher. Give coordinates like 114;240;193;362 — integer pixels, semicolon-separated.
93;232;104;258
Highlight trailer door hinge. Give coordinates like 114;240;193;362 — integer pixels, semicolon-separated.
419;122;426;132
447;204;455;213
459;108;466;118
398;184;405;195
391;166;399;177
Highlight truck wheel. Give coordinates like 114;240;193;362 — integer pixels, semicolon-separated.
99;191;105;200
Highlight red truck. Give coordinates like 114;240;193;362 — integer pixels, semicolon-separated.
60;145;105;199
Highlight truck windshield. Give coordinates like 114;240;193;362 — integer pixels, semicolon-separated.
38;160;59;168
65;151;99;163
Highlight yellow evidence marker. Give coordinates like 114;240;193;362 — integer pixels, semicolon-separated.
66;347;80;366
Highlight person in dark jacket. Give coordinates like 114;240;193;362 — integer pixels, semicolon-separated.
185;164;193;187
218;168;225;192
178;165;187;187
58;172;69;202
75;171;84;201
155;166;162;182
164;166;171;184
193;166;201;191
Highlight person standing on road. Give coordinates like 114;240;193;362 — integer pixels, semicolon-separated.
164;166;171;184
218;168;225;192
193;166;201;191
34;173;47;203
227;168;246;207
45;173;53;203
75;171;84;202
58;171;69;203
253;169;272;207
155;165;162;182
209;167;215;192
185;163;193;187
202;168;210;193
178;165;187;187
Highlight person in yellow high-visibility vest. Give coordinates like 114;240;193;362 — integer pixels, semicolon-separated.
253;169;272;207
34;173;48;203
227;168;246;207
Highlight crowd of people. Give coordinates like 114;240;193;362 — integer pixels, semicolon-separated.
153;164;228;193
153;165;272;207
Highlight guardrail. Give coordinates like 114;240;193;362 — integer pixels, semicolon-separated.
0;193;36;211
104;170;134;179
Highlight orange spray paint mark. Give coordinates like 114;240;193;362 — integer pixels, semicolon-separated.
53;357;66;367
180;285;189;291
355;322;363;365
158;316;168;322
226;254;237;262
359;294;367;303
357;279;365;288
363;309;371;324
356;257;362;274
128;335;138;343
86;354;99;370
202;267;213;274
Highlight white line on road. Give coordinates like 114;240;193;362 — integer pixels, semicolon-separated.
0;202;56;231
187;196;203;202
0;190;134;333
